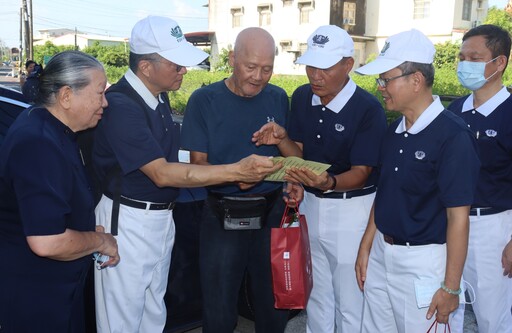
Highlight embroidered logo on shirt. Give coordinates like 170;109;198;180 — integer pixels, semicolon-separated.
267;116;275;123
335;124;345;132
415;151;426;160
485;129;497;137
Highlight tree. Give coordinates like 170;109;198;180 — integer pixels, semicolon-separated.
434;41;460;71
33;41;73;65
484;7;512;35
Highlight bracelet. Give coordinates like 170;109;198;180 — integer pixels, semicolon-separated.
440;281;462;295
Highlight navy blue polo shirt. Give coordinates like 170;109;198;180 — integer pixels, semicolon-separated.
448;87;512;210
93;71;180;203
181;80;289;195
0;107;94;331
288;79;387;188
375;97;480;244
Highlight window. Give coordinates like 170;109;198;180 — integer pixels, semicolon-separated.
462;0;472;21
343;2;356;25
280;40;292;51
258;4;273;26
282;0;293;6
414;0;430;19
298;1;314;24
299;42;308;57
231;7;244;28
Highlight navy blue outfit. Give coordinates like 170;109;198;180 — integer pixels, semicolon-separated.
375;108;480;243
21;66;42;104
0;107;95;333
287;80;387;332
181;80;290;333
93;77;180;202
448;93;512;211
288;83;386;190
447;88;512;332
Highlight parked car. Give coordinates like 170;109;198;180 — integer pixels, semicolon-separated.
0;85;29;147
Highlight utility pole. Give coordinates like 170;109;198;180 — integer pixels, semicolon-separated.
19;6;23;69
29;0;33;60
21;0;30;61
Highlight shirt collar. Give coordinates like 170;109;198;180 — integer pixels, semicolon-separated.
311;77;356;113
124;69;162;110
395;96;444;134
461;86;509;117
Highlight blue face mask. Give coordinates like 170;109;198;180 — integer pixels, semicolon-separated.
457;56;499;91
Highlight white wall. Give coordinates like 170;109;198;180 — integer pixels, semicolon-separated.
209;0;489;74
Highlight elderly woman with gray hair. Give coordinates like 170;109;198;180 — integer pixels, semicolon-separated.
0;50;119;332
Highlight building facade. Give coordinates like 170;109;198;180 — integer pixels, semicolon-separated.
207;0;489;74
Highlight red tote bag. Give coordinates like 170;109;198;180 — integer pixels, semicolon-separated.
270;205;313;309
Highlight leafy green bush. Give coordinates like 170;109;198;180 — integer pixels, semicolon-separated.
105;65;128;84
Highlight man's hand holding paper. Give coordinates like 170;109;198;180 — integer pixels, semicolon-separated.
265;156;330;182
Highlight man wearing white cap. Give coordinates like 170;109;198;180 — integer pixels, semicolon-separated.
252;25;386;332
92;16;282;333
354;29;480;332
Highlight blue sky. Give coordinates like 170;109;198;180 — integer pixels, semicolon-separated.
0;0;509;48
0;0;209;47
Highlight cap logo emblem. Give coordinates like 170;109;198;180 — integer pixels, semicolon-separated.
170;26;184;42
312;34;329;48
415;151;426;160
380;41;390;55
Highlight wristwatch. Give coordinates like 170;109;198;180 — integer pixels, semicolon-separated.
323;175;337;194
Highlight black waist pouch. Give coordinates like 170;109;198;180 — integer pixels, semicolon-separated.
209;195;267;230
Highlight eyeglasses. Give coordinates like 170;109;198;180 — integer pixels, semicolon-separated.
375;72;414;88
175;64;184;73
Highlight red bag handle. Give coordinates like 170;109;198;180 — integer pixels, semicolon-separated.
280;204;301;228
426;320;451;333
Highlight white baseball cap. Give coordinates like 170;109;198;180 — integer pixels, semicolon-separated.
296;25;354;69
356;29;435;75
130;15;208;67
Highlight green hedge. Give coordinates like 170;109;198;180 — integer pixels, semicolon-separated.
104;66;512;123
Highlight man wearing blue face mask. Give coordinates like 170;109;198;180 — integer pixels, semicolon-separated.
448;24;512;333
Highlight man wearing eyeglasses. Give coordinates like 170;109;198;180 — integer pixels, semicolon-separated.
354;29;480;332
91;16;283;333
447;24;512;333
252;25;387;332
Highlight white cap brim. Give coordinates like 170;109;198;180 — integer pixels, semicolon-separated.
296;52;343;69
355;58;404;75
159;41;208;67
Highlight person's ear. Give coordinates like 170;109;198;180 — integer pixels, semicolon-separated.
497;54;508;72
58;86;73;109
228;50;235;68
138;59;153;78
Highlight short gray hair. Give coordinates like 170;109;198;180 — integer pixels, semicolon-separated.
36;50;104;106
397;61;435;88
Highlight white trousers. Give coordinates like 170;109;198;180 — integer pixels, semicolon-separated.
464;210;512;333
362;230;464;333
94;195;175;333
303;191;374;333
